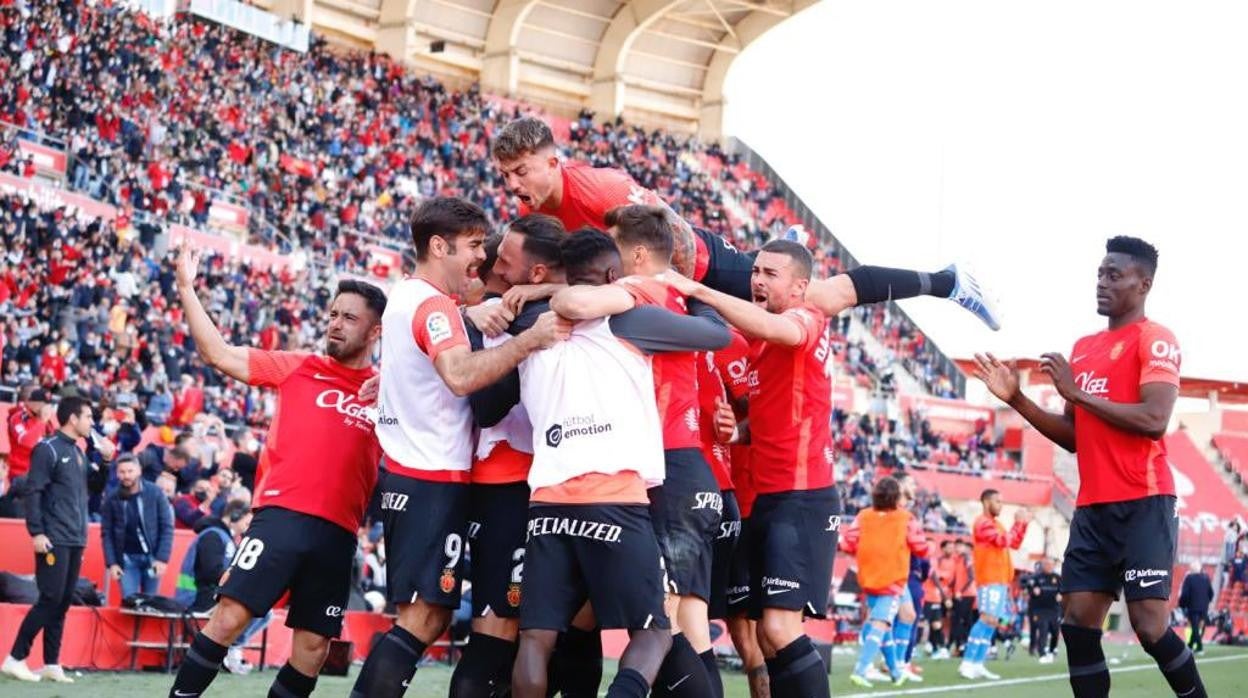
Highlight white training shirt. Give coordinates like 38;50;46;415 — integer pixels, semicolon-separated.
376;277;473;481
520;317;665;491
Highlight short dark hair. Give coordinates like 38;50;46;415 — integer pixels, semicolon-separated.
336;279;387;320
507;213;565;267
872;476;902;510
491;117;555;162
409;197;490;262
560;228;620;281
478;232;504;282
168;447;191;463
607;205;674;263
1106;235;1158;278
223;499;251;523
760;239;814;280
57;395;91;426
980;488;1000;503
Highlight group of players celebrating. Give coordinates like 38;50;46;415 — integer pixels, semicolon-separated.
164;116;1207;698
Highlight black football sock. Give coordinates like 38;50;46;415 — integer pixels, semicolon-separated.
699;648;724;698
1062;624;1110;698
267;662;317;698
652;633;714;697
605;667;650;698
169;632;228;697
450;632;517;698
1142;629;1207;698
350;625;426;698
766;635;828;698
550;626;603;697
847;266;956;305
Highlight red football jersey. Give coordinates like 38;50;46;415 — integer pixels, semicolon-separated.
520;161;715;281
1069;318;1181;506
696;351;733;491
747;304;835;494
618;276;702;451
248;350;382;533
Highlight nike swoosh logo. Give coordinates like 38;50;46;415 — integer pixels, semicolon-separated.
173;692;199;697
728;595;749;605
1139;579;1165;588
313;373;336;381
1071;354;1088;364
667;674;691;691
766;587;793;596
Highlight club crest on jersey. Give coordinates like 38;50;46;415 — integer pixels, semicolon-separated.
440;568;456;594
1110;341;1125;360
507;583;522;608
426;311;453;344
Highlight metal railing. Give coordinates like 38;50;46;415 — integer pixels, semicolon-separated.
726;137;966;397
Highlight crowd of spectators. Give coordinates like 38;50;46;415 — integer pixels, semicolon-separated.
0;0;960;384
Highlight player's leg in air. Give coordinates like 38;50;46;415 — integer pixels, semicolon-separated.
959;584;1006;680
694;225;1003;330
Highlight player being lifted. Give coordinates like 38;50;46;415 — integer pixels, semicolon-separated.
662;240;841;698
352;198;567;698
973;236;1206;698
168;244;387;698
490;115;1002;331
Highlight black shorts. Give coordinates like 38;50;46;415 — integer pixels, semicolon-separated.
1061;494;1178;601
467;482;530;619
217;506;356;638
708;490;742;619
923;602;945;624
520;503;670;632
746;486;841;619
724;515;755;617
695;227;759;302
379;469;470;608
648;448;722;601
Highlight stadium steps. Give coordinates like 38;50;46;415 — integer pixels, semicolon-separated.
844;315;929;396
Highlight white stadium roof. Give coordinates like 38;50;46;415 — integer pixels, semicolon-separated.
257;0;818;138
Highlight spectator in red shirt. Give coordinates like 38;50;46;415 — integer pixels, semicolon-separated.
171;374;204;426
5;386;52;480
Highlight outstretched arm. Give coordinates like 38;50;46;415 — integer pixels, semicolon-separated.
550;284;636;320
659;270;804;347
973;353;1076;452
175;243;250;383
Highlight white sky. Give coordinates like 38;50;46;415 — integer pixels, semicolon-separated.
723;0;1248;382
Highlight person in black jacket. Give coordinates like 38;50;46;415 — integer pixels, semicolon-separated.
185;502;253;612
1179;562;1215;654
101;454;175;598
1024;557;1062;663
2;396;112;684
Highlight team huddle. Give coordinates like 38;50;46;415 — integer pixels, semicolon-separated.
162;116;1207;698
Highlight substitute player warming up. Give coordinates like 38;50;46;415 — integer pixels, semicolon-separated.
973;236;1206;698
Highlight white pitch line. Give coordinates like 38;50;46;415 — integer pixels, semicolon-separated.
838;653;1248;698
